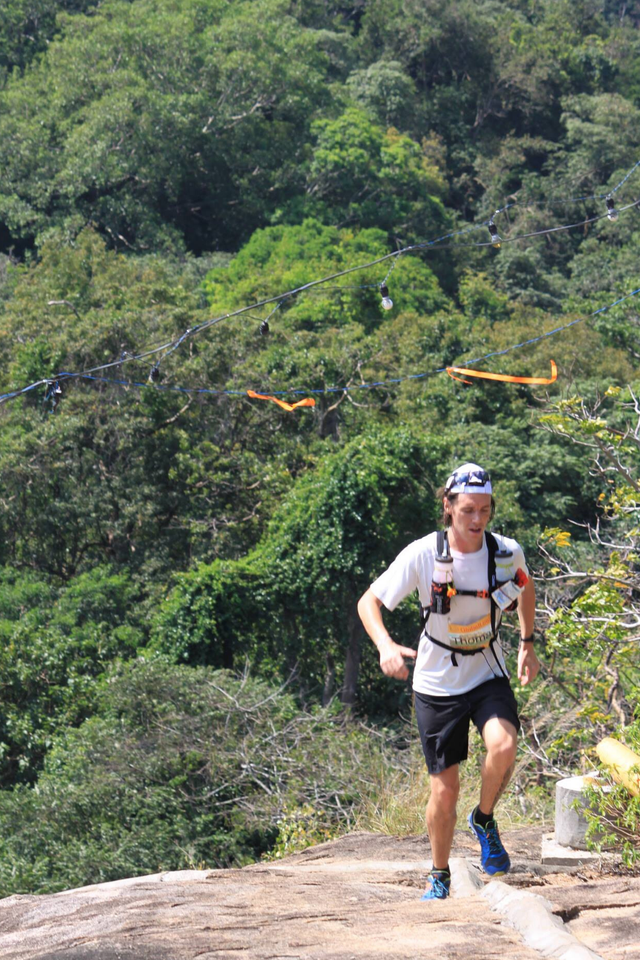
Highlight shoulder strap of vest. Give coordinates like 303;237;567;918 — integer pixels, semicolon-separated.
485;532;509;677
420;530;448;630
487;533;508;678
486;531;499;637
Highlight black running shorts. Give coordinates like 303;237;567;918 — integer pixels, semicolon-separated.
414;677;520;775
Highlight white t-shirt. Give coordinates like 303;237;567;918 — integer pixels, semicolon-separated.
370;531;528;697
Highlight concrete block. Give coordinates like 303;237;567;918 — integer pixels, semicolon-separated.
555;776;608;849
541;833;612;867
482;879;606;960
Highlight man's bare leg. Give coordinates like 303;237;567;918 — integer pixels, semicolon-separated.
426;763;460;874
478;717;518;817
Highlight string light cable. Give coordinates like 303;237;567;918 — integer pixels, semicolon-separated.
609;156;640;195
1;188;639;407
9;283;640;405
491;156;640;219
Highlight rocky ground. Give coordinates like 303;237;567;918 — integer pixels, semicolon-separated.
0;828;638;960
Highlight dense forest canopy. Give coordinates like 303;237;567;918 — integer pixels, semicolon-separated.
0;0;639;889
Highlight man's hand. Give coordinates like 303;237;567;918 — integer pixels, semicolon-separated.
378;637;417;680
517;643;540;686
357;588;416;681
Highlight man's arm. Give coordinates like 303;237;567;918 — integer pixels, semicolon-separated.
516;577;540;686
357;588;417;681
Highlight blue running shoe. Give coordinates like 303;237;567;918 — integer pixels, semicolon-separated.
467;811;510;876
420;871;451;900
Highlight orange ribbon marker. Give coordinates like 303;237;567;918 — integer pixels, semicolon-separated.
446;359;557;386
247;389;316;412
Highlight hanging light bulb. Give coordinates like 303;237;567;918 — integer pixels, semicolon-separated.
606;196;619;222
488;219;502;249
51;380;62;411
380;283;393;310
149;364;161;382
260;319;270;335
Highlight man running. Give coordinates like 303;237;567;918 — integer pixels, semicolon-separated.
357;463;540;899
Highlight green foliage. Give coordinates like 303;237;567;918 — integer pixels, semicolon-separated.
346;60;418;130
149;557;259;668
1;0;640;894
584;713;640;866
556;94;640;194
256;426;442;694
202;217;448;443
204;218;447;318
264;802;341;860
522;389;640;805
0;1;101;82
151;425;445;714
0;565;144;785
0;660;388;894
0;0;334;252
297;108;449;241
2;0;637;260
0;229;306;579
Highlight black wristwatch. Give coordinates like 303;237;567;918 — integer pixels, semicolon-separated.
520;634;535;644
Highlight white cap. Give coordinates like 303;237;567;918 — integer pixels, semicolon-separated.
445;463;492;495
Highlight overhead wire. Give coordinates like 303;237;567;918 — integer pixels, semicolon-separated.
608;157;640;196
1;153;640;407
10;283;640;403
492;157;640;217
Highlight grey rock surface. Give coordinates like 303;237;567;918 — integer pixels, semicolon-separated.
543;877;640;960
0;829;634;960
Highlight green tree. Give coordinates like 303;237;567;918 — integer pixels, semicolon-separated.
0;659;388;894
509;385;640;809
300;108;450;242
0;0;333;252
0;230;295;579
0;565;143;785
152;426;447;713
346;60;418;131
0;1;101;82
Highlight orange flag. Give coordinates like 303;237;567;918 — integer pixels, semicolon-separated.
446;359;557;386
247;389;316;412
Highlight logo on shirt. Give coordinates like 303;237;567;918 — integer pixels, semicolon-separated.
447;614;493;650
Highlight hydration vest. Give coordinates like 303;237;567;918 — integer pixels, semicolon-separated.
419;530;507;674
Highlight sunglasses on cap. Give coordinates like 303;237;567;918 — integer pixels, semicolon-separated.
445;469;491;493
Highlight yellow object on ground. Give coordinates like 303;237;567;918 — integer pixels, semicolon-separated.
595;737;640;797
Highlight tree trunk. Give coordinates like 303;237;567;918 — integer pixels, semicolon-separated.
222;630;234;670
322;652;336;706
341;604;362;708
